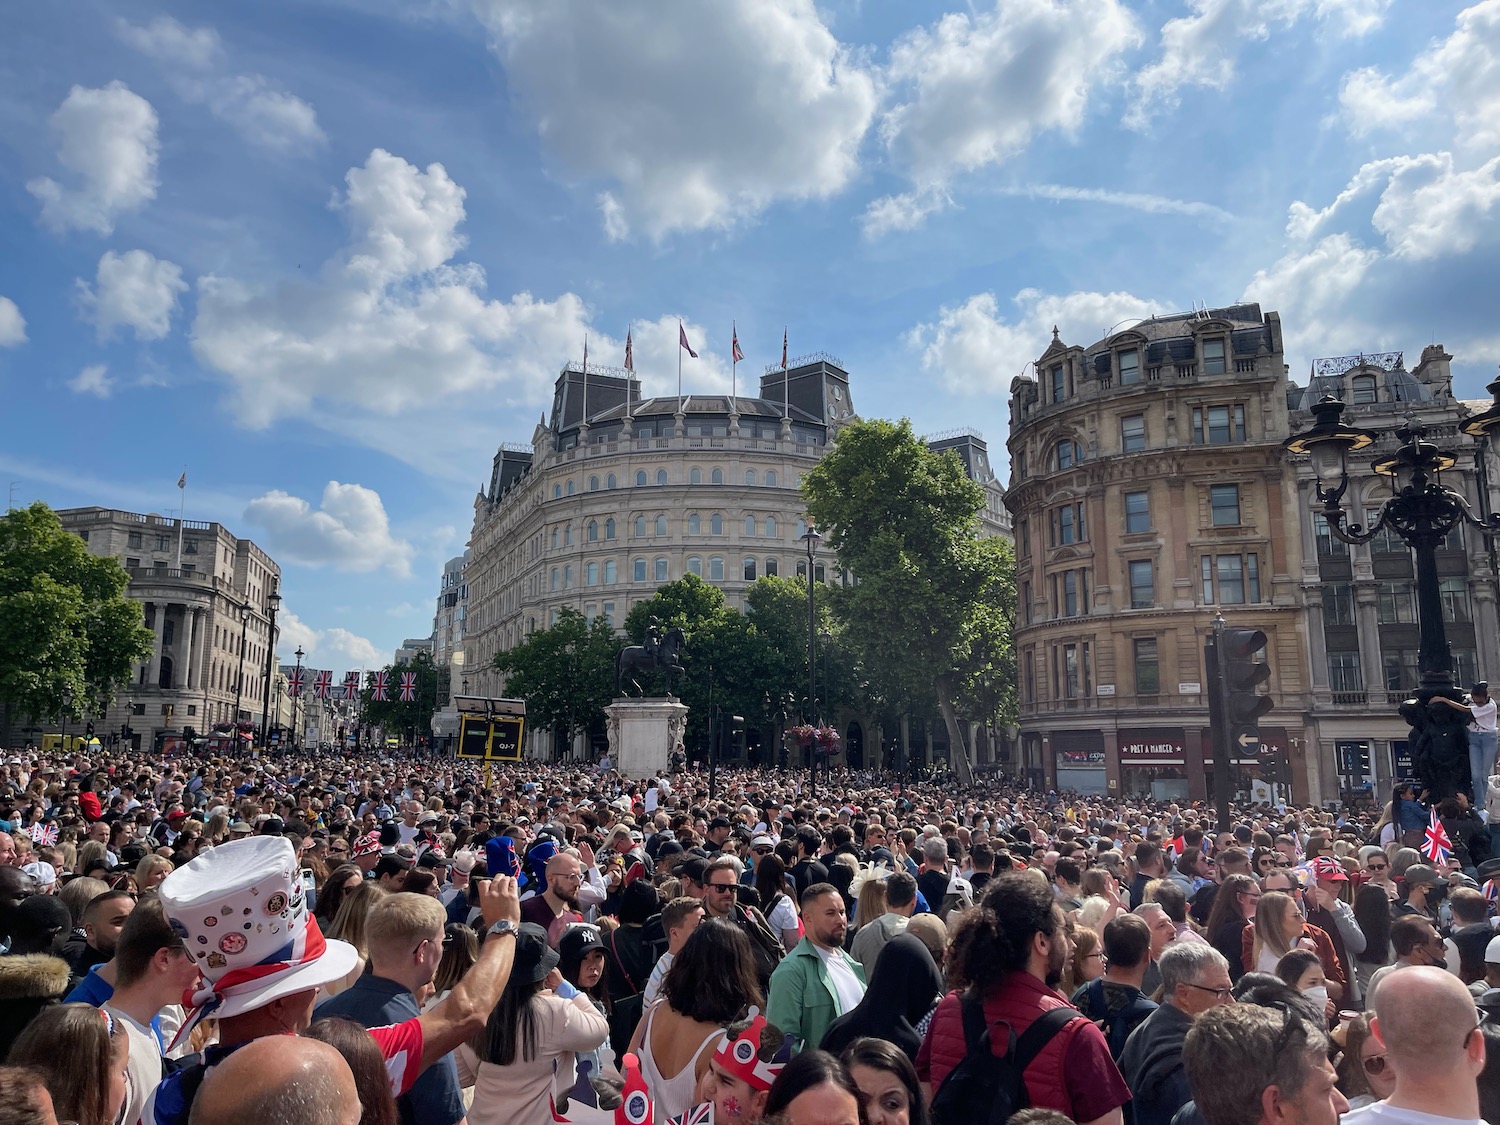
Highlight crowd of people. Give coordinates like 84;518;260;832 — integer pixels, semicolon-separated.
0;742;1497;1125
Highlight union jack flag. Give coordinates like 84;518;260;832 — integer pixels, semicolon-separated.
28;822;58;847
313;670;332;698
1425;807;1452;866
371;671;388;702
670;1105;714;1125
344;672;361;699
287;669;304;695
399;671;417;702
1485;879;1499;905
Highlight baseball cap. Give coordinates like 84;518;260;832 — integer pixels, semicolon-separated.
1486;936;1500;965
1310;857;1348;883
1404;864;1447;888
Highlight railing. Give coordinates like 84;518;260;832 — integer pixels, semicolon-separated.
1329;690;1369;706
1020;690;1206;716
1174;362;1197;379
761;351;845;375
1235;358;1257;373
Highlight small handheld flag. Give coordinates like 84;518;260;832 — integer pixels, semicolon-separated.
1425;807;1452;865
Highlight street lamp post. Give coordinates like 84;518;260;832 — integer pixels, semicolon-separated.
290;646;303;751
233;605;251;730
801;524;822;799
59;687;72;755
1287;392;1500;797
259;579;281;750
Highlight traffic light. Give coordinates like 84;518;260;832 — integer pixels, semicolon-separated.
85;721;94;737
1222;627;1273;753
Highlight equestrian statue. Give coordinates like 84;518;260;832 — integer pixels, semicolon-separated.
615;616;687;697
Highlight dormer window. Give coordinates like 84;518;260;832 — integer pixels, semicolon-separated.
1203;338;1226;375
1050;364;1066;404
1118;348;1140;385
1352;375;1377;404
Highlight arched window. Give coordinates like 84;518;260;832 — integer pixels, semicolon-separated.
589;476;599;491
688;513;701;535
654;557;669;581
550;527;559;549
711;468;723;485
587;520;598;542
566;480;575;495
586;562;599;586
550;567;559;592
563;564;573;588
766;517;777;538
633;558;647;582
709;556;724;581
553;484;562;499
796;559;807;579
796;519;806;537
743;557;756;580
656;469;668;485
744;515;756;536
655;515;668;536
690;467;702;485
605;518;616;540
766;558;779;577
766;470;777;487
635;470;647;487
745;469;757;485
814;563;826;584
607;473;617;489
710;514;724;535
604;560;617;584
687;556;703;577
563;525;573;546
633;516;646;538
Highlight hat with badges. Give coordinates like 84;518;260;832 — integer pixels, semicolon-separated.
159;835;358;1044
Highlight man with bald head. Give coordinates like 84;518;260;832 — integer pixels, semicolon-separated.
519;851;584;944
188;1035;360;1125
1346;966;1487;1125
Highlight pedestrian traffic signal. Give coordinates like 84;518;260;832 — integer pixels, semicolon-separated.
1222;627;1273;751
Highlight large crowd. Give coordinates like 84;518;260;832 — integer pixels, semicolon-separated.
0;741;1498;1125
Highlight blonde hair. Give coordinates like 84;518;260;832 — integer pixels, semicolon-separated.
136;854;172;887
1251;891;1299;964
365;892;446;963
326;880;387;957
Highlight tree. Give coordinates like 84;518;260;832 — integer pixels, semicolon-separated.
493;609;618;752
804;419;1014;783
0;503;153;740
358;650;449;744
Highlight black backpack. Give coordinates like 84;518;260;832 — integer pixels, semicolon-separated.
930;992;1079;1125
733;902;786;988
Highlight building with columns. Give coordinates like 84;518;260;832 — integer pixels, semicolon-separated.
55;507;281;751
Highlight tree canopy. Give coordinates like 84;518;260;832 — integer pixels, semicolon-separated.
357;650;449;742
0;502;153;733
492;608;618;743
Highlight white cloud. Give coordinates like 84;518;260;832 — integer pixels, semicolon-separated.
76;249;188;340
0;298;26;347
1338;1;1500;152
243;481;415;578
69;364;115;398
875;0;1142;226
340;149;468;286
906;288;1171;393
1128;0;1390;128
1000;184;1233;222
859;188;950;240
115;15;324;152
467;0;878;240
27;82;159;234
277;609;383;670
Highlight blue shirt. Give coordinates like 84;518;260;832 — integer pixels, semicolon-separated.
314;974;463;1125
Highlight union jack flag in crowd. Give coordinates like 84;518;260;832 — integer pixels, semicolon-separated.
1425;807;1452;866
28;822;58;847
344;672;361;699
313;670;332;698
287;669;304;695
399;671;417;702
1485;879;1500;905
670;1105;714;1125
371;671;388;702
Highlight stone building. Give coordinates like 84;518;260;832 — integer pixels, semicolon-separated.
54;507;281;751
1005;305;1312;800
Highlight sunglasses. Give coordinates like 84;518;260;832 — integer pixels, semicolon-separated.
1366;862;1387;871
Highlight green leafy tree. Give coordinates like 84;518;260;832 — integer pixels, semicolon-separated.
804;419;1014;782
493;608;618;749
358;650;449;743
0;503;153;738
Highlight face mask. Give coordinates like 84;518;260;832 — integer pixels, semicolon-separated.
1302;985;1329;1011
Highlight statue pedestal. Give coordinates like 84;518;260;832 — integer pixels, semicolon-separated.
605;698;688;780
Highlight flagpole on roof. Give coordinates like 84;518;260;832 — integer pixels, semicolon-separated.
624;330;634;420
678;321;683;410
731;321;738;404
581;335;588;431
782;328;789;420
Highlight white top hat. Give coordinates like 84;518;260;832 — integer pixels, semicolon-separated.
159;836;357;1038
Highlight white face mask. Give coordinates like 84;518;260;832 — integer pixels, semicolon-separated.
1302;985;1329;1011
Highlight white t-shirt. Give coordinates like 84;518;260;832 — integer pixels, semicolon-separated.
766;894;798;937
814;945;866;1016
1471;700;1498;733
1342;1102;1489;1125
106;1004;161;1125
644;950;674;1005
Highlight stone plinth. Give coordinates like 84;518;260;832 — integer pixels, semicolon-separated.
605;698;688;780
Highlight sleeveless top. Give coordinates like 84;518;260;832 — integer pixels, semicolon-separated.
635;1002;724;1121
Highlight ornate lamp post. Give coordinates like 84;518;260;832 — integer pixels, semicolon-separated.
1286;392;1500;795
259;578;281;750
233;605;251;728
801;524;822;799
289;646;303;750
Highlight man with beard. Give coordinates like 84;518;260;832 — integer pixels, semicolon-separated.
520;851;584;946
767;882;866;1050
916;872;1130;1125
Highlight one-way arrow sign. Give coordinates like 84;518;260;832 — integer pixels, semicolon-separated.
1235;730;1261;749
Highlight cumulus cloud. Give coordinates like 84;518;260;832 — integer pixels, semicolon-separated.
243;481;415;578
76;249;188;340
468;0;878;240
68;364;115;398
906;289;1170;393
277;609;383;671
0;298;26;347
27;82;159;234
870;0;1141;232
1338;1;1500;152
115;15;324;152
1128;0;1391;128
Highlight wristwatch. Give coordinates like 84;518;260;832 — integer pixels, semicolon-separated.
488;919;519;939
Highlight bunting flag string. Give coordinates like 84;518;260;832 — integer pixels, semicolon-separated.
399;671;417;702
313;670;332;699
371;671;389;702
343;672;362;699
287;669;304;695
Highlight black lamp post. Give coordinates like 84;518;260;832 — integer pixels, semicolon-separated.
59;686;72;755
1287;393;1500;795
233;605;251;727
290;646;303;750
259;578;281;750
801;523;821;799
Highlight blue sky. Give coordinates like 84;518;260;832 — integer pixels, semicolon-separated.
2;0;1497;671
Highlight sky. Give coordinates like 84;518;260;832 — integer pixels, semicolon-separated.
2;0;1498;673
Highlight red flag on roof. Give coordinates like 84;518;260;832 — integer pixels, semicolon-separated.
678;323;697;359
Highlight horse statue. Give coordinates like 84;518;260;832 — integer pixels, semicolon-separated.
615;625;686;697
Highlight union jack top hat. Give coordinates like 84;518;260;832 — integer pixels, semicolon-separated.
159;836;358;1043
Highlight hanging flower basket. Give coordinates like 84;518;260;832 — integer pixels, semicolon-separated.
790;723;816;748
814;724;841;755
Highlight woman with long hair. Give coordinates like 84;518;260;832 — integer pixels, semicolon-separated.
313;863;365;926
1204;873;1259;981
323;879;387;996
843;1036;927;1125
1247;891;1307;973
1333;1012;1396;1109
135;853;172;890
459;923;609;1125
764;1049;865;1125
756;853;800;951
628;917;763;1121
305;1017;399;1125
1061;925;1104;997
820;934;943;1061
1351;881;1393;997
426;924;479;1009
8;1003;130;1125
